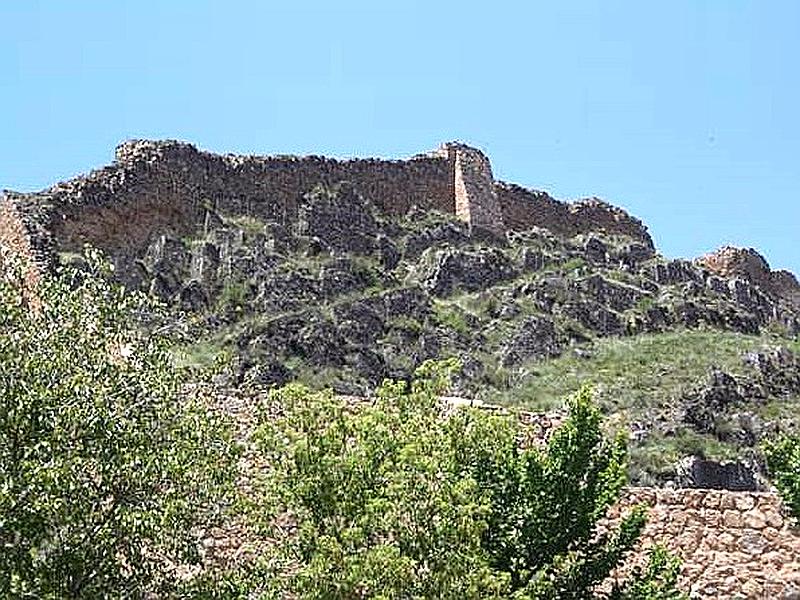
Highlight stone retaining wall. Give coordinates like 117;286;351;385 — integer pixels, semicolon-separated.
607;487;800;598
205;392;800;599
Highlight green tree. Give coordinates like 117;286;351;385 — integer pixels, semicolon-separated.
0;249;238;598
764;434;800;519
250;359;686;599
609;546;685;600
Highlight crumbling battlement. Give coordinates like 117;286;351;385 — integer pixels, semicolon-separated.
497;182;654;248
0;140;654;271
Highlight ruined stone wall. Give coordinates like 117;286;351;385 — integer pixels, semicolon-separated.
203;393;800;599
0;197;37;268
570;197;654;249
503;407;800;598
478;405;800;597
445;143;504;237
497;182;575;235
0;191;57;292
496;182;654;248
607;487;800;598
2;140;457;263
1;140;660;275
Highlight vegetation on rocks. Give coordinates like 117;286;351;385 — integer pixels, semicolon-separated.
764;434;800;519
0;250;238;598
0;251;690;598
3;141;800;595
241;360;685;599
135;184;798;487
497;329;800;484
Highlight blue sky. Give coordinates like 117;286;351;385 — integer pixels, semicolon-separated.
2;1;798;273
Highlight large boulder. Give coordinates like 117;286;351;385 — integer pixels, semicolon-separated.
577;274;648;312
559;300;625;337
319;257;377;299
743;346;800;396
581;236;609;265
501;316;562;366
675;455;762;491
699;245;800;307
681;369;745;434
255;270;320;312
419;246;518;297
649;259;703;286
403;221;470;259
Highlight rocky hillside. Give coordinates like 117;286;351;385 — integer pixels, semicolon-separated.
150;187;800;485
3;141;800;487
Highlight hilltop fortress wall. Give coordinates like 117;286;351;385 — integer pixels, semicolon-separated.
0;140;653;269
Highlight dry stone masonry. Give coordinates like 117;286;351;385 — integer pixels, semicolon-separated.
607;488;800;598
1;140;654;276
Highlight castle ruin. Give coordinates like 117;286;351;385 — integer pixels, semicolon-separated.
0;140;653;273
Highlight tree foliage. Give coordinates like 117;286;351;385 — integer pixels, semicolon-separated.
0;246;687;599
764;434;800;519
251;359;686;599
0;249;238;598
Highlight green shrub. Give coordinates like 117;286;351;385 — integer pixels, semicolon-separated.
0;249;238;598
217;278;250;313
634;295;655;313
764;434;800;519
248;360;686;599
387;315;423;334
562;257;587;273
433;302;470;335
609;546;686;600
223;213;266;235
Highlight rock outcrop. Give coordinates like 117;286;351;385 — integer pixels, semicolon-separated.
4;141;800;599
699;245;800;308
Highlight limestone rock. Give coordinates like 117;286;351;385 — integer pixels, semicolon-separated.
682;369;746;434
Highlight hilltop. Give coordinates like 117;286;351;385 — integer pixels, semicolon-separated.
2;140;800;489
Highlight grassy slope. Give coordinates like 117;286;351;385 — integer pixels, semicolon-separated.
493;328;800;483
166;214;800;483
495;329;786;411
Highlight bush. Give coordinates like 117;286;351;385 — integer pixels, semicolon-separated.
764;434;800;519
249;359;686;599
609;546;685;600
0;249;238;598
433;302;469;335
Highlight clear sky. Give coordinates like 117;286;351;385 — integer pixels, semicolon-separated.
2;1;798;273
